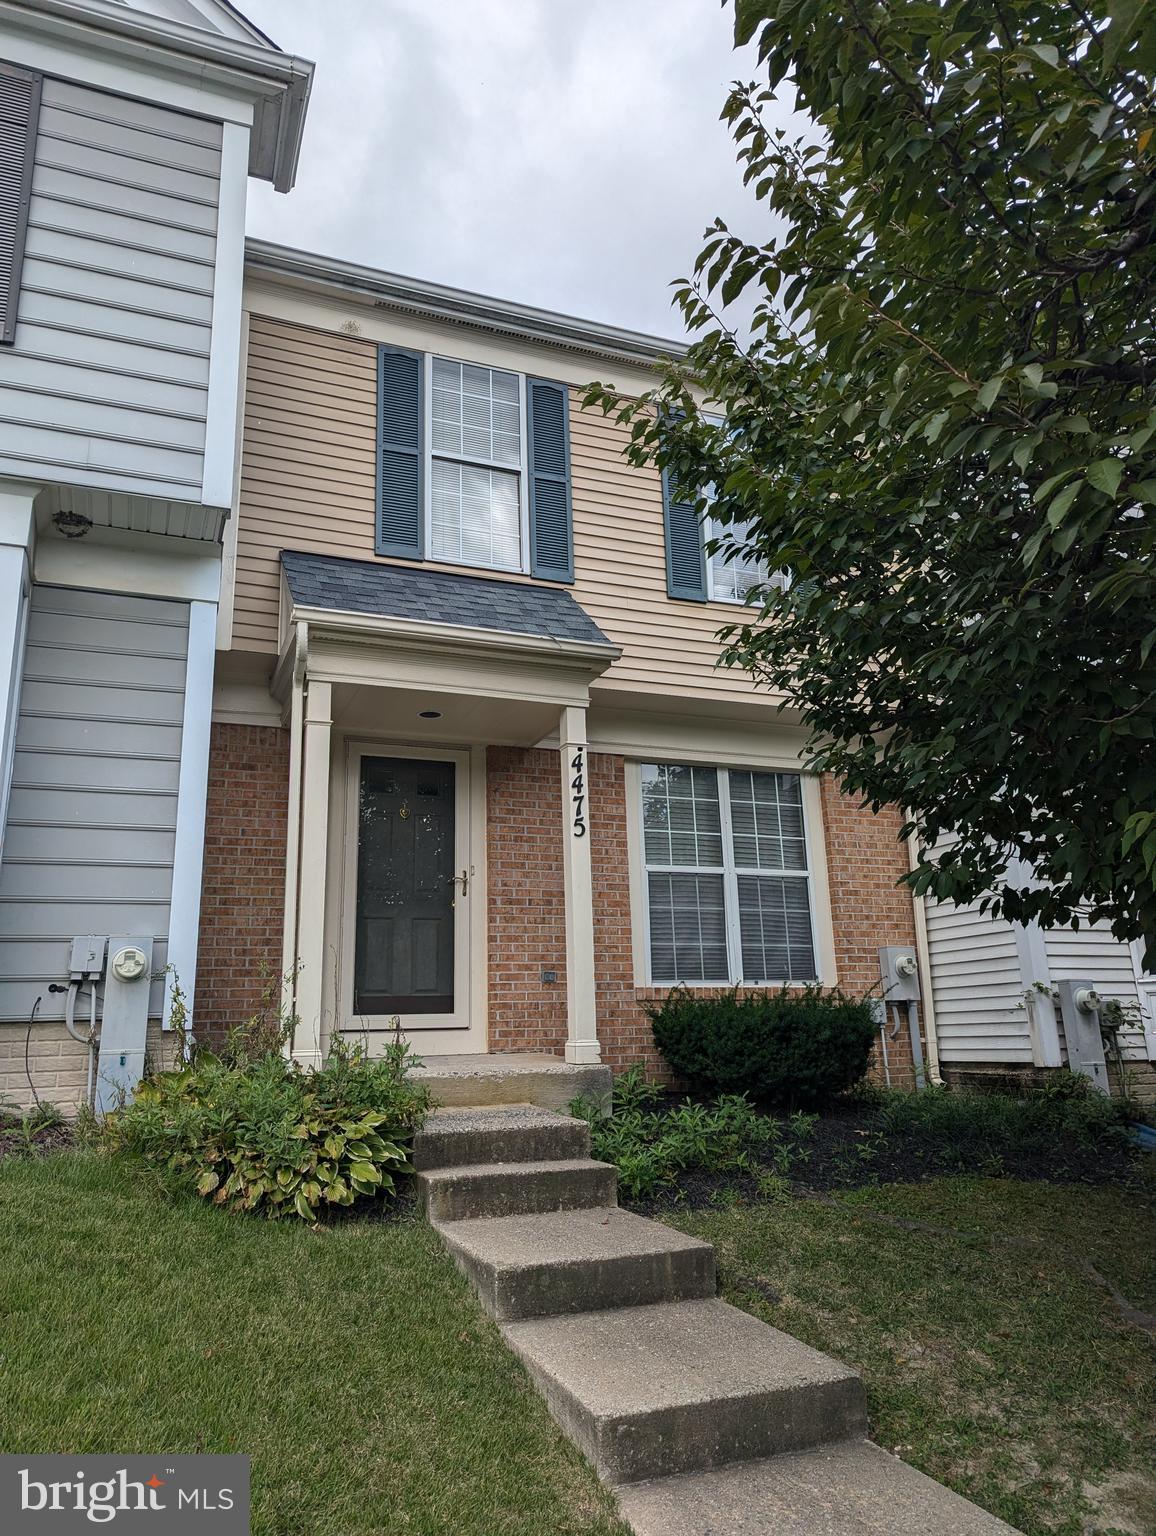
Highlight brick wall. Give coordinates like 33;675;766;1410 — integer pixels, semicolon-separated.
486;747;569;1055
486;747;923;1084
818;778;922;1089
195;722;290;1044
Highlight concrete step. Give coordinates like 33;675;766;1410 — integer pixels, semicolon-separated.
412;1051;612;1114
438;1205;716;1321
502;1297;866;1485
417;1157;617;1222
413;1105;590;1172
616;1438;1020;1534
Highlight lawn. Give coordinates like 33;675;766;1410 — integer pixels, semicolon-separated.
664;1178;1156;1536
0;1154;628;1536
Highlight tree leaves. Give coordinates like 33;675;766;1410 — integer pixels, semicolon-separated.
587;0;1156;952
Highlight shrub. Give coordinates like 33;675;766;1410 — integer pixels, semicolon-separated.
871;1077;1128;1149
571;1070;791;1201
646;986;877;1108
104;1035;431;1221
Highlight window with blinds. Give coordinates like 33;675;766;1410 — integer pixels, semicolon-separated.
430;357;524;571
0;62;41;346
640;763;817;984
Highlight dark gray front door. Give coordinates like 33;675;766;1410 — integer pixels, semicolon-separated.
354;756;456;1016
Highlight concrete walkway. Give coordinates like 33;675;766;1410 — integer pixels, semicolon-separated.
414;1104;1019;1535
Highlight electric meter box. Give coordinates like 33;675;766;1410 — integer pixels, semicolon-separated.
879;945;922;1003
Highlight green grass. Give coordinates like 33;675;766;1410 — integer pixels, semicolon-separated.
666;1178;1156;1536
0;1154;628;1536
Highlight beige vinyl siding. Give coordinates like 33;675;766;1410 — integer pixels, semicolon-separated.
233;316;779;703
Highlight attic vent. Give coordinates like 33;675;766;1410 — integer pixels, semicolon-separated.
0;61;41;346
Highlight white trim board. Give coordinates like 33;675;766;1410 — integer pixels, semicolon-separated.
164;596;216;1031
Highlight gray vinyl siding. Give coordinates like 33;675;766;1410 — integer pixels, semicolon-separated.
927;898;1031;1063
0;77;220;500
1046;920;1149;1062
0;585;188;1024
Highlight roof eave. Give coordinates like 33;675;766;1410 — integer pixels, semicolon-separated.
0;0;314;190
244;240;689;368
285;600;622;672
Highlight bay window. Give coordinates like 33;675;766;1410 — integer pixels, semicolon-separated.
640;762;817;984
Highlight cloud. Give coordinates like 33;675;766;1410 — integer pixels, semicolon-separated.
241;0;805;338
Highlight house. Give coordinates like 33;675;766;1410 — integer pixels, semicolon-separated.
923;858;1156;1101
194;241;929;1088
0;0;311;1110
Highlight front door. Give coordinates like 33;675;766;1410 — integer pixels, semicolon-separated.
350;751;470;1033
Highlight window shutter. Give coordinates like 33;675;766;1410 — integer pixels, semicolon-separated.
527;377;574;583
0;63;41;347
376;345;424;559
662;461;707;601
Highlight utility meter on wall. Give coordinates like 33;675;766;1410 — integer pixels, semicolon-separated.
110;945;147;982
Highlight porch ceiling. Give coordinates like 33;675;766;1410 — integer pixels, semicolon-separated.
330;680;561;747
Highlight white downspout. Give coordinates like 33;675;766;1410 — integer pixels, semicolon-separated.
907;828;943;1084
280;620;308;1046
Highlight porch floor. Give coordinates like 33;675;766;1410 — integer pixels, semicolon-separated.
412;1053;611;1113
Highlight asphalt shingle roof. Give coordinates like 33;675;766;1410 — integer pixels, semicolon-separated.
281;550;613;648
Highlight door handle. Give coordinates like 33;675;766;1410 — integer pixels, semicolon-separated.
448;868;469;898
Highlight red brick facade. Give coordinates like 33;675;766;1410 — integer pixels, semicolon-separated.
199;732;922;1085
485;747;923;1084
195;723;290;1043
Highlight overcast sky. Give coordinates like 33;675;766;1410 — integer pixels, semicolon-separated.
240;0;801;340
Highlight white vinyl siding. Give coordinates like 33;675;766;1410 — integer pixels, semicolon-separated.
926;895;1031;1063
0;77;221;499
0;585;188;1025
428;356;526;572
1046;919;1150;1062
640;763;817;985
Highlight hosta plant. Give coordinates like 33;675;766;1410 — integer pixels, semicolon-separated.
104;1036;430;1222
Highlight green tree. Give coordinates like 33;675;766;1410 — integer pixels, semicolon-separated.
589;0;1156;955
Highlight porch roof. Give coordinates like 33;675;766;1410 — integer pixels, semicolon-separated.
280;550;613;648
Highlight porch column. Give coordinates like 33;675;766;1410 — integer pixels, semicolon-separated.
293;678;331;1068
559;704;600;1064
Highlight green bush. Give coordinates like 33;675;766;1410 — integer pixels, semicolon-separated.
871;1077;1128;1148
571;1069;798;1201
645;986;877;1107
104;1036;431;1221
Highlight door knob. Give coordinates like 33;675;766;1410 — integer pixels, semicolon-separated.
448;868;469;898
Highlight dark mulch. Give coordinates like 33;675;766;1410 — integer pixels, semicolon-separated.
0;1114;75;1161
628;1096;1148;1216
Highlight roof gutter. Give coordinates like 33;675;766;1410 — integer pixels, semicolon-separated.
245;240;690;369
0;0;313;190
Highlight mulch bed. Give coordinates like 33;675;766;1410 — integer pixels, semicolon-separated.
0;1114;75;1161
629;1096;1148;1216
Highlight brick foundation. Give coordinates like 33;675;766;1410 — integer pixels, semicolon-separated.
194;722;290;1044
0;1020;175;1116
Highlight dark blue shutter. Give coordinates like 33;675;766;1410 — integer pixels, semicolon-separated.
527;378;574;583
376;345;423;559
662;461;707;601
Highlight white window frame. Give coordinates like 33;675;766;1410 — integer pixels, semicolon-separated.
638;762;821;987
423;353;530;575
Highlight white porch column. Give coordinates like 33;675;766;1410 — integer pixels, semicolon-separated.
0;483;37;867
559;704;600;1064
293;678;331;1068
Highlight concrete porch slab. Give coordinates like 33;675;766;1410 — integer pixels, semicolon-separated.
412;1052;612;1113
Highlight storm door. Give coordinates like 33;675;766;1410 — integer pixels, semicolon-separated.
352;754;469;1027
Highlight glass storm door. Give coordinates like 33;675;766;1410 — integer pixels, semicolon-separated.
353;755;467;1026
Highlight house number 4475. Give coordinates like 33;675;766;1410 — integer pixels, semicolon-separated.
570;748;587;838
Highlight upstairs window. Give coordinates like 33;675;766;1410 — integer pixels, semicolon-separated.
430;359;523;571
376;346;574;583
0;62;41;346
706;513;775;604
640;762;817;985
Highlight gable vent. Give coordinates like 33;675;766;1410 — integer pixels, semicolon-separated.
0;62;41;346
